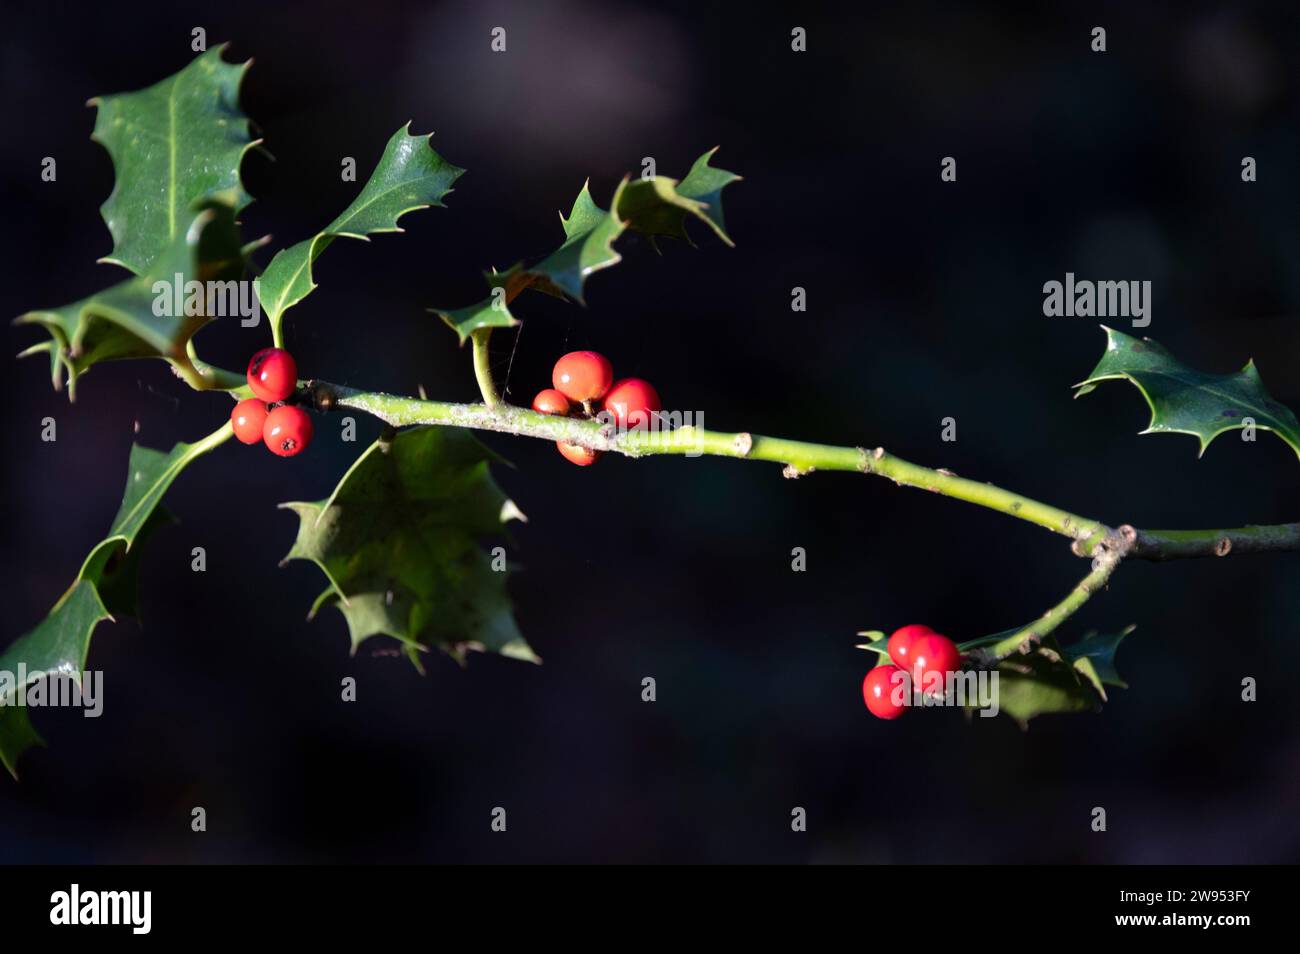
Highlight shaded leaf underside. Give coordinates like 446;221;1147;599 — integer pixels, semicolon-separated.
281;427;536;667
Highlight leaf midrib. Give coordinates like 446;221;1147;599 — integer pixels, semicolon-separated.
268;163;448;319
327;166;445;236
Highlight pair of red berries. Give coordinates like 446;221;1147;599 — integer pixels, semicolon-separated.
531;350;662;466
230;347;314;457
862;624;963;720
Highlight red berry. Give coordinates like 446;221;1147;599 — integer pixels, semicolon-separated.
532;389;571;416
557;442;601;467
862;665;908;720
263;405;313;457
247;347;298;403
602;377;662;430
910;633;963;695
887;623;936;670
230;399;268;445
552;351;613;403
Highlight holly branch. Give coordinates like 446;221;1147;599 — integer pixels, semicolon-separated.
8;46;1300;776
169;348;1300;681
190;374;1300;568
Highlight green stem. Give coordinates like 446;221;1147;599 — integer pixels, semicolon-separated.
177;367;1300;564
192;418;238;453
988;526;1135;658
324;384;1109;544
1131;523;1300;560
470;328;501;409
169;342;246;391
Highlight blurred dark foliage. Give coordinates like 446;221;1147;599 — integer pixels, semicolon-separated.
0;0;1297;863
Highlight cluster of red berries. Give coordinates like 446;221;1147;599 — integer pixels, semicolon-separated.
230;347;314;457
862;624;964;720
531;350;662;466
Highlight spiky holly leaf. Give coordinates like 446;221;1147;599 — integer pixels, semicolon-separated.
90;508;174;621
1076;326;1300;461
1063;626;1134;696
675;147;741;242
529;150;739;301
991;647;1101;725
968;637;1109;726
16;202;246;399
0;582;109;778
530;178;639;302
0;709;41;781
280;427;536;667
78;429;233;591
854;630;890;657
0;424;231;777
258;124;463;338
433;284;519;345
958;626;1132;724
90;44;256;275
433;149;739;332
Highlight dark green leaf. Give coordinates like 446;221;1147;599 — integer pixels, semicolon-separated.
988;640;1103;725
281;427;536;665
92;508;174;620
0;582;109;704
78;429;232;590
0;581;110;776
854;631;890;658
90;45;256;275
433;282;519;345
956;625;1131;722
1076;326;1300;460
1062;626;1134;695
17;202;246;399
529;179;636;302
258;124;464;337
0;425;231;777
433;149;739;333
0;709;41;780
673;147;741;244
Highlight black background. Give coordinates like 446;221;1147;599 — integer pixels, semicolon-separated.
1;0;1298;863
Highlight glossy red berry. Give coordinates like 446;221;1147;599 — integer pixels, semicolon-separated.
556;442;601;467
887;623;936;670
602;377;662;430
910;633;963;695
532;388;572;416
263;404;313;457
862;665;908;720
552;351;613;403
230;399;268;445
247;347;298;403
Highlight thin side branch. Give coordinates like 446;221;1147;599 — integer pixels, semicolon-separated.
988;525;1136;659
469;328;502;409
